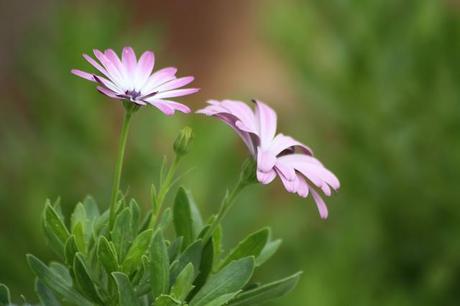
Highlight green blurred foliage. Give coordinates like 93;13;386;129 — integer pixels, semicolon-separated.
0;0;459;305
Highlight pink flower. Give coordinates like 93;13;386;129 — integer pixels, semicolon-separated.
71;47;199;115
197;99;340;219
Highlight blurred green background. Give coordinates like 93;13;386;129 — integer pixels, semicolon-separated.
1;0;459;305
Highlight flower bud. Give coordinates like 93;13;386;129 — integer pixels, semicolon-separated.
240;157;258;185
174;126;194;157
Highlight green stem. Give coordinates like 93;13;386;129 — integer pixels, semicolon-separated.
150;155;182;228
109;109;134;229
203;177;248;242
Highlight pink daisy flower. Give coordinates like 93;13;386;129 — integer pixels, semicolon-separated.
197;99;340;219
71;47;199;115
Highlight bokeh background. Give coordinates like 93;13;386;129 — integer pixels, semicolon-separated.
1;0;460;305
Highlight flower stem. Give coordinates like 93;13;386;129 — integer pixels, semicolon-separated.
150;155;182;228
109;108;134;229
203;176;248;242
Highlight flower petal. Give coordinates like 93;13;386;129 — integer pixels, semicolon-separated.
153;88;199;99
96;86;124;99
270;134;313;156
93;49;124;86
254;100;277;148
122;47;137;82
257;169;277;185
154;76;195;92
141;67;177;94
71;69;96;82
145;100;175;115
135;51;155;89
310;188;329;219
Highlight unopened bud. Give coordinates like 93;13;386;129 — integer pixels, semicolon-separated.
174;126;194;156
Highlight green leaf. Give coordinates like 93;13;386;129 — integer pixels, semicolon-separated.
26;254;92;306
111;207;133;261
170;263;195;300
0;283;11;306
36;279;61;306
112;272;140;306
227;272;302;306
154;294;182;306
122;229;153;275
188;238;214;299
173;187;203;248
43;200;70;256
190;257;255;306
158;207;172;230
170;240;202;286
203;292;240;306
73;253;103;304
72;222;86;253
150;228;170;299
129;199;141;234
211;225;223;272
97;236;119;274
220;228;269;268
70;202;87;232
64;235;79;266
83;195;100;221
168;236;184;262
49;262;72;286
256;239;282;267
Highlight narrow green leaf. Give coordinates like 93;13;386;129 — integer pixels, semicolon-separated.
154;294;182;306
0;283;11;306
83;195;100;221
256;239;282;267
72;222;86;253
158;207;172;230
173;187;203;248
64;236;79;266
188;238;214;299
112;272;140;306
150;229;170;299
43;200;70;256
122;229;153;275
168;236;184;262
36;279;61;306
111;207;133;261
26;254;92;306
220;228;269;268
227;272;302;306
49;262;72;286
73;253;103;304
129;199;141;234
170;240;202;286
190;257;255;306
203;292;240;306
170;263;195;300
212;225;223;272
97;236;119;274
70;203;87;232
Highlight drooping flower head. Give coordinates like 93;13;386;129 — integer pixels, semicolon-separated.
197;99;340;219
71;47;199;115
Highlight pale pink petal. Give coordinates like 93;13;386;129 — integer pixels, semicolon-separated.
82;54;110;78
276;169;298;193
153;88;199;99
274;159;296;181
154;76;194;92
254;100;277;148
104;49;126;84
257;169;277;185
146;100;175;115
257;150;277;173
122;47;137;80
92;75;121;94
96;86;124;99
310;188;329;219
146;99;191;113
295;175;310;198
141;67;177;94
93;49;124;86
135;51;155;88
71;69;96;82
221;100;258;134
270;134;313;156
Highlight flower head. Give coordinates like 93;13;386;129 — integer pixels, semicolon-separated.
197;99;340;219
71;47;199;115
